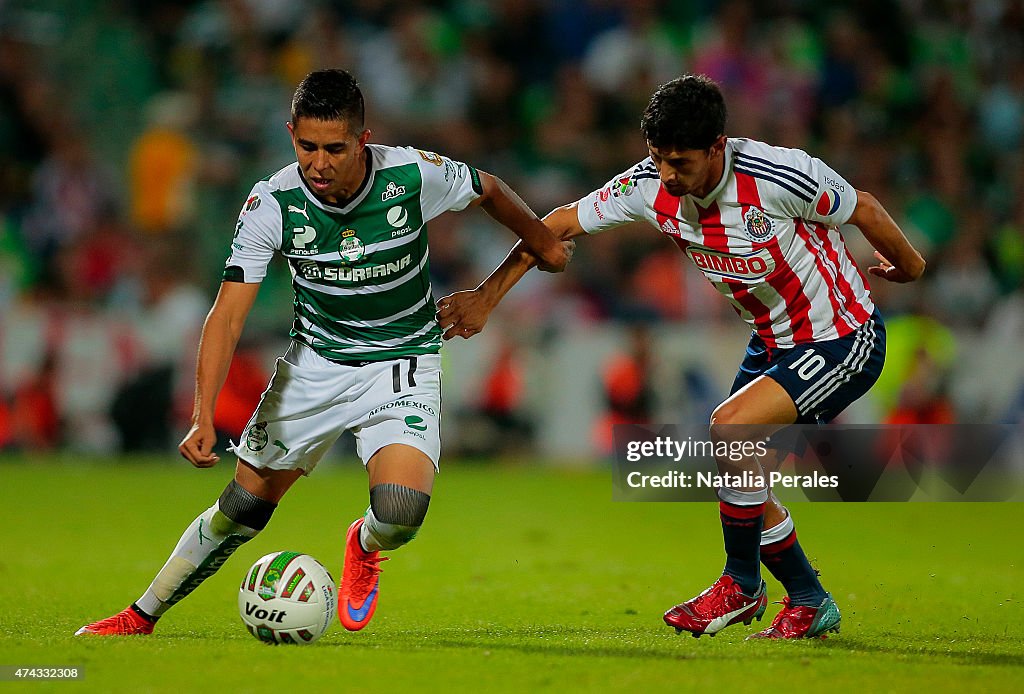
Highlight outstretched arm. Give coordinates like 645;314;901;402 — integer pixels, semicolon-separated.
437;203;584;340
472;172;574;272
848;190;926;283
178;281;260;467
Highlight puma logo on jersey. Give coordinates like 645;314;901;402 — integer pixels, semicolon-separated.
686;246;775;282
288;202;309;220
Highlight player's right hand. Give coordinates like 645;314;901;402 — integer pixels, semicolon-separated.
178;422;221;468
436;290;493;340
537;239;575;273
867;251;923;283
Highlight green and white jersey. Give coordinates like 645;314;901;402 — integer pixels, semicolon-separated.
224;145;483;361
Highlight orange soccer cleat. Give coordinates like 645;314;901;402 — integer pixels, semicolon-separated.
75;605;156;636
338;518;387;631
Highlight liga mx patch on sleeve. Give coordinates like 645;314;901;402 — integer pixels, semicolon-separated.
815;187;842;216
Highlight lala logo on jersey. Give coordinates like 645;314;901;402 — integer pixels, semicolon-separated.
685;246;775;283
815;187;842;216
743;207;775;241
382;180;406;202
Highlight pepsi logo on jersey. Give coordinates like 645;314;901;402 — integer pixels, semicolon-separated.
815;188;842;216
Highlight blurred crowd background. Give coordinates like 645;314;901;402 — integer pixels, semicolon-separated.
1;0;1022;458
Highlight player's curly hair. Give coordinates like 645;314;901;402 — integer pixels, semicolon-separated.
291;69;365;127
641;75;727;152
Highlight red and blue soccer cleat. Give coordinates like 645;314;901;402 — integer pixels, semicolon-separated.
338;518;387;631
75;605;155;636
663;575;768;638
746;594;841;640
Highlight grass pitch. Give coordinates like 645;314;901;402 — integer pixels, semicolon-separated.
1;457;1021;692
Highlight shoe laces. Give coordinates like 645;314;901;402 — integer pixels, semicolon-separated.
766;597;793;630
351;553;388;598
767;597;817;635
694;577;740;615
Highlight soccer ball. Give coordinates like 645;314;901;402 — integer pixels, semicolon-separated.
238;551;336;645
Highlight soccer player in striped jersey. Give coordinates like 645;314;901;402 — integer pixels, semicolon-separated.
437;74;925;640
76;69;573;637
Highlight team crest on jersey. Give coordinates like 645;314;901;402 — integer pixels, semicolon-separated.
743;207;775;241
382;181;406;202
815;188;842;216
244;195;261;213
339;229;365;264
246;422;268;452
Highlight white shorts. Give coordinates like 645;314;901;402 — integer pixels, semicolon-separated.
229;341;441;475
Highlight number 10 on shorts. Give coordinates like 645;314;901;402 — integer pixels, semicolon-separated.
789;349;827;381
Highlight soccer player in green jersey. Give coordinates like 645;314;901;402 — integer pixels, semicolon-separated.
77;69;573;636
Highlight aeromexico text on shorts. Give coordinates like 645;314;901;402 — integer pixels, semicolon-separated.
367;398;436;419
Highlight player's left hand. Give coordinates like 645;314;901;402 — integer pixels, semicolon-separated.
868;251;917;283
436;290;493;340
178;421;221;468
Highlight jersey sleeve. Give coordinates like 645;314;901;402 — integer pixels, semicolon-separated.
576;163;649;234
223;182;282;283
767;149;858;226
415;149;484;221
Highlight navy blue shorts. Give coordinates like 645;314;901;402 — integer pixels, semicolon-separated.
729;311;886;424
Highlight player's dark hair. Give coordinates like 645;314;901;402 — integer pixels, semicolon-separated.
641;75;727;152
290;69;365;127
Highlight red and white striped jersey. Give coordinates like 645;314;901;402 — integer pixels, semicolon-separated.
577;138;875;347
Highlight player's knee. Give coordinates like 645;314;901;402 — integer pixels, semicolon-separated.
215;479;278;533
364;483;431;550
710;398;745;428
710;402;773;445
710;402;744;442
